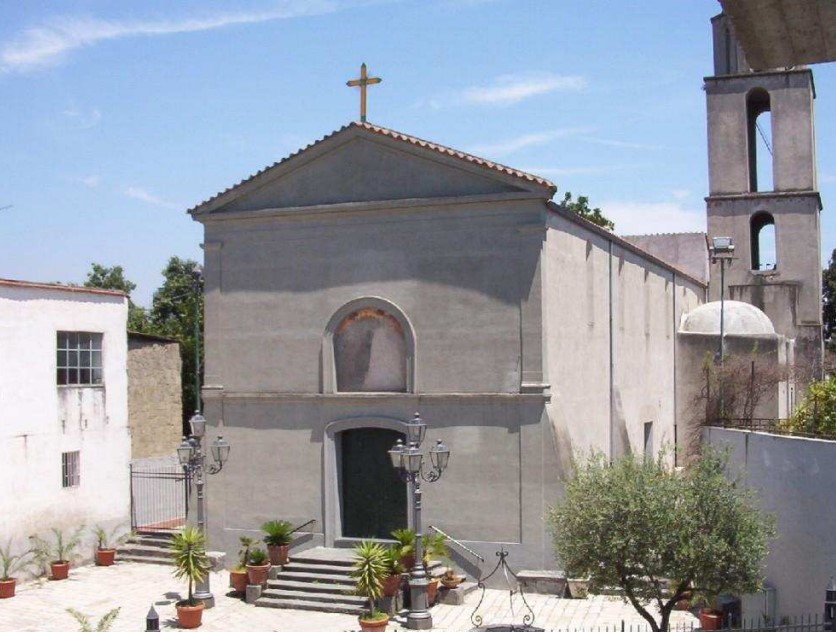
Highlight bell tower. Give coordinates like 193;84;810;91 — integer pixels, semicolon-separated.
705;13;823;369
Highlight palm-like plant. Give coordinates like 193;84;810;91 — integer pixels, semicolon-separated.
30;526;85;569
66;607;120;632
261;520;294;546
236;536;256;571
171;526;209;607
0;540;31;580
93;525;131;550
351;540;388;621
390;528;415;560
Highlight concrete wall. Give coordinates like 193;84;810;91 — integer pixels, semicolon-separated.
127;335;182;459
703;427;836;617
622;233;709;285
545;210;704;466
0;283;130;563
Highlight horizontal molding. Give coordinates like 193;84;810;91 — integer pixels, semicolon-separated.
201;390;550;402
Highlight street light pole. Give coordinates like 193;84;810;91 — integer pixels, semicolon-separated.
192;264;203;416
389;413;450;630
177;415;230;610
710;236;735;421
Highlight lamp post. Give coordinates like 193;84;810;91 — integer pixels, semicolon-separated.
177;413;231;609
388;412;450;630
710;236;735;420
191;263;203;416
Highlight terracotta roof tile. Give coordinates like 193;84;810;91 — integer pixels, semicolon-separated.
188;121;556;214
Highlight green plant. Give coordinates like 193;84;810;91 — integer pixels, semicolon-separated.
93;525;132;550
548;447;775;632
30;526;85;566
0;540;32;580
779;376;836;437
421;532;448;567
382;545;402;576
66;607;120;632
261;520;294;546
171;526;209;607
236;536;256;571
247;547;268;566
351;540;388;621
390;528;415;559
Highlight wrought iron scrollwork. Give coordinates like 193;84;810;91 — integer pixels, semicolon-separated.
470;547;536;630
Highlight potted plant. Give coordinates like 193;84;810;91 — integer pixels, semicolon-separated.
0;540;32;598
381;545;403;598
390;528;415;571
697;592;724;631
30;526;85;580
93;525;131;567
246;547;270;587
261;520;293;566
171;526;210;629
351;540;389;631
230;536;255;594
421;532;448;606
440;568;464;589
66;607;120;631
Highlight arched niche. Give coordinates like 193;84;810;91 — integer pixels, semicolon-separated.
751;211;777;271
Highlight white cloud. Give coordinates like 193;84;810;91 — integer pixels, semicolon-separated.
1;1;353;73
81;175;100;187
62;105;101;129
601;200;706;236
126;186;179;210
461;72;586;106
583;137;662;150
670;188;690;200
469;127;591;157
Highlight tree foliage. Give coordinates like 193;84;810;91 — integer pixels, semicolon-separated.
84;263;148;331
823;248;836;348
560;191;615;231
549;448;774;632
779;375;836;437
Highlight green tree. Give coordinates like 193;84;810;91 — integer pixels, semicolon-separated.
83;263;148;331
560;191;615;231
147;256;203;427
779;375;836;437
823;248;836;347
549;448;774;632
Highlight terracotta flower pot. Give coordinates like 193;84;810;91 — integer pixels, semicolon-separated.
399;554;415;572
382;573;401;597
358;613;389;631
700;608;724;631
50;561;70;580
426;578;439;606
246;563;270;586
95;548;116;566
441;575;464;589
0;578;16;599
230;568;248;593
176;600;205;629
267;544;289;566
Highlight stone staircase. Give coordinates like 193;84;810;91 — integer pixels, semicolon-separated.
119;531;176;566
255;546;446;614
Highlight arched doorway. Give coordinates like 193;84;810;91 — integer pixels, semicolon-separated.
339;427;407;539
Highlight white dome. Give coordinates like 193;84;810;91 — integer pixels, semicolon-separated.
680;301;776;336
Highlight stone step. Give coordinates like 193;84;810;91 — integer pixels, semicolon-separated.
120;543;174;558
273;570;355;585
281;562;353;575
120;555;173;566
255;595;364;615
260;588;365;606
266;578;356;594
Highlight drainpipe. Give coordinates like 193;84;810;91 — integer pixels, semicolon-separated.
672;271;678;467
608;239;614;461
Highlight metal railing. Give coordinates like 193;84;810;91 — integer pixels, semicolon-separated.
129;463;190;532
428;524;485;563
710;417;836;441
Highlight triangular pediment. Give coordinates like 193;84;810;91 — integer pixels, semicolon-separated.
190;123;555;216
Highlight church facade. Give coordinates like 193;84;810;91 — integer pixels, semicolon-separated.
189;122;704;569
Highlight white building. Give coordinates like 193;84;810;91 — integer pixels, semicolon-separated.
0;279;130;557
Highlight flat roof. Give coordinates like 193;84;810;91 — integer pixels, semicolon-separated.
0;278;126;297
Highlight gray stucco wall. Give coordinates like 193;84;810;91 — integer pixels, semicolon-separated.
703;427;836;617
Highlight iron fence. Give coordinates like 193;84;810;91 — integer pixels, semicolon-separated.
710;417;836;441
129;463;190;532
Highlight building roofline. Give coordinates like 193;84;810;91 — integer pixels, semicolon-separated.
128;331;180;344
0;278;127;297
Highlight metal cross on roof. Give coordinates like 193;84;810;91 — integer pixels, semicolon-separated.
346;63;382;123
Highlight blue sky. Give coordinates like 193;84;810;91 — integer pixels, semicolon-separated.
1;0;835;306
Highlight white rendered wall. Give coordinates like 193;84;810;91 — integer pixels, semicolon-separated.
0;285;129;559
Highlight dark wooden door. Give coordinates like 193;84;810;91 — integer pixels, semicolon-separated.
340;428;407;538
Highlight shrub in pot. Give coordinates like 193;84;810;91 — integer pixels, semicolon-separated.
171;526;210;629
261;520;293;566
390;528;415;572
66;606;120;631
93;525;131;567
421;532;448;606
30;526;85;580
351;540;389;632
230;536;255;594
246;547;270;587
0;540;32;598
381;545;403;598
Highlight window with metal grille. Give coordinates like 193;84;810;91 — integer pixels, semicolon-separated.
62;451;80;488
57;332;103;386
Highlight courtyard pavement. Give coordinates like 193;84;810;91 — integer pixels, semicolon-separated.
0;562;699;632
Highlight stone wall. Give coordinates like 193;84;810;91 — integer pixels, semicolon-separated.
128;334;182;459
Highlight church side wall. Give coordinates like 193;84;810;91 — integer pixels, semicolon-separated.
543;213;703;465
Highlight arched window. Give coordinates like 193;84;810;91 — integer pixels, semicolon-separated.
333;307;407;392
751;211;777;271
746;88;773;192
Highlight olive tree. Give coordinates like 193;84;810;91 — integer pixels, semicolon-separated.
548;449;774;632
